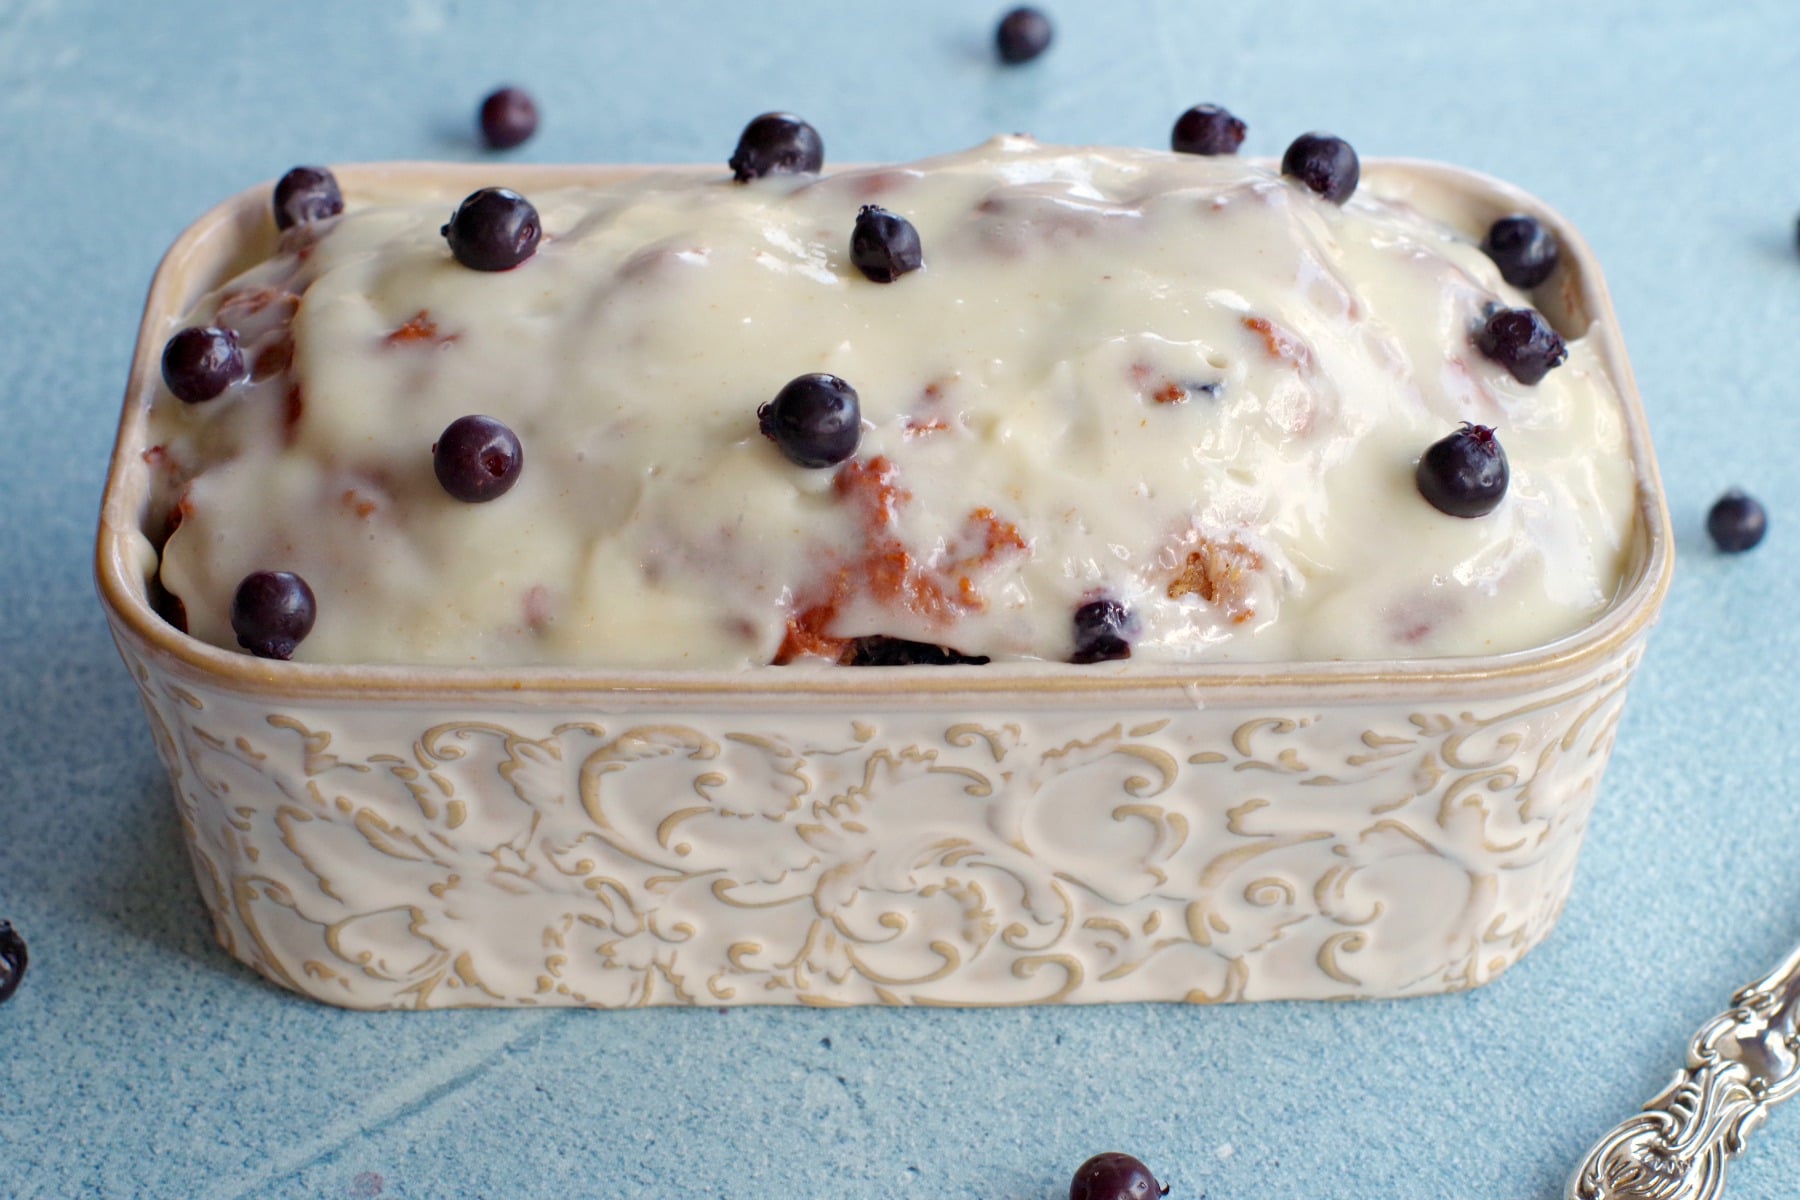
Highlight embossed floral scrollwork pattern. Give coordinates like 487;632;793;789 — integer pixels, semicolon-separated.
119;643;1646;1009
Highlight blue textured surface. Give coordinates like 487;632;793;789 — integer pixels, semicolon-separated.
4;2;1799;1196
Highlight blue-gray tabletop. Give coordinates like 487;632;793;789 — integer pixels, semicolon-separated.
5;2;1799;1196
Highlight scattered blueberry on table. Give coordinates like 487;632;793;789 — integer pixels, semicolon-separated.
231;570;317;660
1417;423;1510;518
729;112;825;182
850;205;924;283
433;414;524;503
1068;1152;1168;1200
994;6;1053;63
161;326;245;404
1280;132;1359;203
758;373;862;467
1474;306;1566;384
478;85;539;150
1707;489;1768;552
0;921;26;1003
1171;103;1246;156
1070;598;1132;663
441;187;541;270
272;165;344;231
1481;214;1560;288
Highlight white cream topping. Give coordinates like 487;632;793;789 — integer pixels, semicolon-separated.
145;137;1637;668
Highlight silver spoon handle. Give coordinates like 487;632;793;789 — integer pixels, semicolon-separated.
1568;940;1800;1200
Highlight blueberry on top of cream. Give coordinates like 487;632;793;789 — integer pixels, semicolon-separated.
1281;133;1359;204
1475;307;1566;384
1481;215;1559;289
434;414;524;502
1070;598;1132;663
729;113;824;183
231;570;317;660
1416;423;1509;518
272;166;344;231
442;188;541;271
758;374;862;468
1171;104;1246;156
161;326;246;404
850;206;923;283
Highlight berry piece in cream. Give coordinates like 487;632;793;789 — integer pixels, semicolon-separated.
161;327;245;404
434;414;524;503
729;113;824;183
850;205;923;283
231;571;317;660
442;188;541;271
272;166;344;231
1171;104;1246;156
1281;132;1359;203
1475;307;1566;384
1417;424;1509;518
758;374;861;468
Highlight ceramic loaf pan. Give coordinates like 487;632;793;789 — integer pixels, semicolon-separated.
96;160;1673;1009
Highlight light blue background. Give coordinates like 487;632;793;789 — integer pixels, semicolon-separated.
5;1;1800;1196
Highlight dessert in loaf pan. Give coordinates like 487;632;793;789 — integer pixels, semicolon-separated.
96;121;1671;1008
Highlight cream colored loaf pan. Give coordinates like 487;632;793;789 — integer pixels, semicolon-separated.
96;159;1672;1009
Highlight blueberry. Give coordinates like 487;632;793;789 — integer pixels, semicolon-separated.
1481;215;1559;289
1171;104;1246;156
729;113;824;183
758;374;861;468
1474;307;1566;384
1069;1152;1167;1200
1280;132;1360;204
0;920;26;1004
844;636;990;666
850;206;923;283
231;570;317;660
479;85;539;150
1416;423;1509;518
1070;599;1132;664
441;187;541;271
161;326;246;404
1707;489;1767;553
272;166;344;231
434;414;524;502
995;6;1054;64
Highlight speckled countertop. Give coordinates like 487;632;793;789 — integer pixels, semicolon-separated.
4;2;1800;1197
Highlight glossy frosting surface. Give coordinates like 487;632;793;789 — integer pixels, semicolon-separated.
146;138;1637;667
